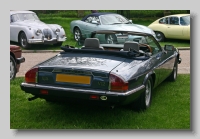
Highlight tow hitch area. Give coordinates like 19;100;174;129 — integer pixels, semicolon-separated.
28;96;38;101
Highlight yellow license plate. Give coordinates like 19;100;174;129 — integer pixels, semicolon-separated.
56;74;91;85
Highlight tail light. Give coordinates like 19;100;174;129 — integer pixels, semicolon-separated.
109;73;128;92
25;67;38;83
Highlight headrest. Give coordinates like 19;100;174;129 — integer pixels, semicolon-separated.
124;41;139;52
82;38;104;50
84;38;100;48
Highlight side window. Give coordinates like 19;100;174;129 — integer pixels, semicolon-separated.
85;16;93;23
85;16;100;24
169;17;179;25
11;15;19;22
94;16;100;24
159;18;165;24
159;17;169;24
145;36;162;55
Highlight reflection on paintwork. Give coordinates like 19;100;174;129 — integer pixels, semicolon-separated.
41;53;126;72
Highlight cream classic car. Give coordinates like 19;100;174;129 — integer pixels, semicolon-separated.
10;10;67;49
148;14;190;42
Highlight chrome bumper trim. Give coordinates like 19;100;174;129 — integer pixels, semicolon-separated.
105;85;145;96
21;83;145;96
28;37;66;44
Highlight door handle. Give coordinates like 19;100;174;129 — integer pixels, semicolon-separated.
157;57;161;60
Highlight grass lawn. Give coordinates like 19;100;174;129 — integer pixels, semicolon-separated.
10;17;190;50
10;74;190;129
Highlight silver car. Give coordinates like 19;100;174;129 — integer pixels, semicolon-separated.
70;12;156;42
10;10;67;49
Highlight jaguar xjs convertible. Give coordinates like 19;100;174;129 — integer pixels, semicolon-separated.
20;30;181;111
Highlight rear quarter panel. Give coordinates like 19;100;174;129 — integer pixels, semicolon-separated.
183;25;190;39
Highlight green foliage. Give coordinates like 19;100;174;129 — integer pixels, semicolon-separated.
10;74;190;129
33;10;189;18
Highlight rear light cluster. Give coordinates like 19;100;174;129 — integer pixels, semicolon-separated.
25;67;38;83
109;73;128;92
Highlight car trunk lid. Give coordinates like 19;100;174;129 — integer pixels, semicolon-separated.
37;52;127;90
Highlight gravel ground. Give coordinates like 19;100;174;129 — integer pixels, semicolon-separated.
16;50;190;77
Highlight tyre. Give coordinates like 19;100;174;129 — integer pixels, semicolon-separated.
19;32;31;49
53;42;63;47
10;55;17;80
155;31;165;42
74;28;82;41
167;58;178;82
131;76;153;111
105;34;118;44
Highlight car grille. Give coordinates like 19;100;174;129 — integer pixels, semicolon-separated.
43;29;52;39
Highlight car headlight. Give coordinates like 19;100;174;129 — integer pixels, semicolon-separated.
35;29;42;36
55;28;60;35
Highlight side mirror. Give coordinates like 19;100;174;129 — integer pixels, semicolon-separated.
164;45;175;51
91;21;99;25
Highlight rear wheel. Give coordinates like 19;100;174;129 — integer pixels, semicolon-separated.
131;76;153;111
10;55;17;80
155;31;165;42
19;32;31;49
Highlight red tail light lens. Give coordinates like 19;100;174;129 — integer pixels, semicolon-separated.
40;90;48;95
90;95;99;100
109;73;128;92
25;67;38;83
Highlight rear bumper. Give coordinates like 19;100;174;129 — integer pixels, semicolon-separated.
20;83;145;106
16;56;25;64
178;57;182;64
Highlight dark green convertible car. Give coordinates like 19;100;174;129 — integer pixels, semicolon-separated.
20;30;181;111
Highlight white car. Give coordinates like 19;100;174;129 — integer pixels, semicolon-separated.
10;10;67;49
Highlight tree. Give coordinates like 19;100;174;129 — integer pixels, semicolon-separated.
77;10;85;18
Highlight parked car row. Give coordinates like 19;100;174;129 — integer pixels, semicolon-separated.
10;11;190;50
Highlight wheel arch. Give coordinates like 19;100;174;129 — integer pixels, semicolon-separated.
18;31;25;43
155;30;166;37
10;52;16;62
143;71;156;88
73;26;80;33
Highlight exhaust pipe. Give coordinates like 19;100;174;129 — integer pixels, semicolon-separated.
110;105;115;109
